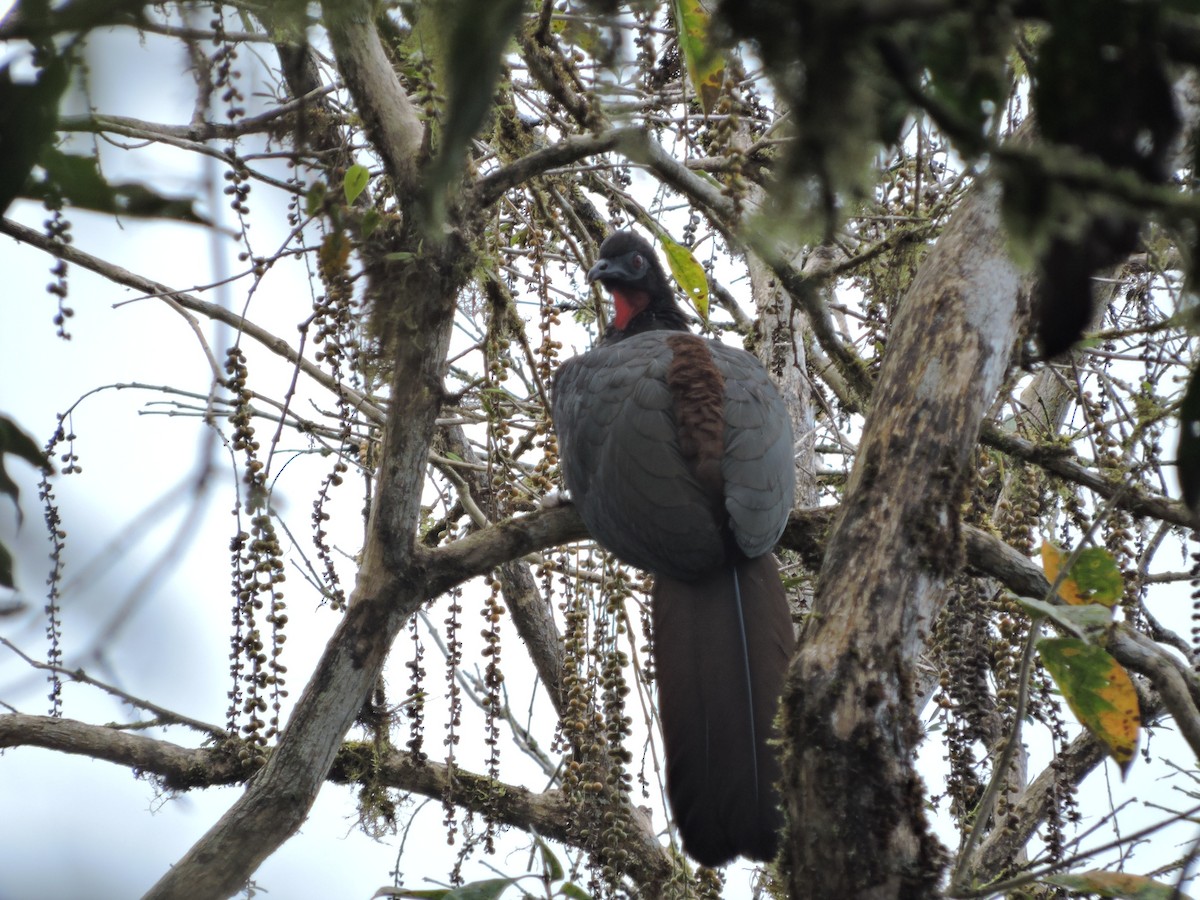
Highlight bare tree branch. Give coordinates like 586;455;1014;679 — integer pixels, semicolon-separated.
981;423;1193;528
0;714;578;852
472;130;628;211
0;713;242;783
57;87;339;144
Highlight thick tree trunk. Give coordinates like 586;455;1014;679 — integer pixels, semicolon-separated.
782;179;1027;898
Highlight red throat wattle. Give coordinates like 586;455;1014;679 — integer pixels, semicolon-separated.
610;287;649;331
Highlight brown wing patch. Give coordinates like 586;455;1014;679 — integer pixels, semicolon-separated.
666;334;726;501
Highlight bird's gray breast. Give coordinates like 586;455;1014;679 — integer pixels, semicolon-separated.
553;331;794;580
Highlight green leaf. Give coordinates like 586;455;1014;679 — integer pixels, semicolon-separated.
555;884;592;900
0;541;13;590
344;163;370;205
1179;361;1200;517
672;0;725;114
919;11;1007;155
1038;637;1141;773
0;414;51;514
1014;596;1112;640
0;415;49;591
659;236;709;321
422;0;526;230
28;148;211;226
446;878;518;900
377;880;518;900
361;207;381;240
1044;870;1193;899
305;182;327;217
535;837;564;882
0;415;49;475
0;55;69;215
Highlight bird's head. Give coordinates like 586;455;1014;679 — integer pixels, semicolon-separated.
587;231;687;335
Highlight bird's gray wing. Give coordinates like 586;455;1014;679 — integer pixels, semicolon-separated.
709;342;796;559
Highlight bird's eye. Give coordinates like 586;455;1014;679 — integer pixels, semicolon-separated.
632;254;645;270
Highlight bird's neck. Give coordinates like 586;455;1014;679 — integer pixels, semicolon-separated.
605;299;690;342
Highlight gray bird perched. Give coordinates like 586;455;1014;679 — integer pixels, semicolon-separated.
552;230;795;867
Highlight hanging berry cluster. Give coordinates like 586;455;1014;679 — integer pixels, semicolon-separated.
209;4;254;262
223;346;288;762
44;199;72;340
404;613;427;764
596;561;635;883
480;572;504;853
38;413;79;716
309;228;359;611
930;578;991;831
531;235;563;501
557;550;600;835
442;585;464;845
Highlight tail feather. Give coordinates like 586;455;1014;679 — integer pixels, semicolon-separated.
651;554;794;866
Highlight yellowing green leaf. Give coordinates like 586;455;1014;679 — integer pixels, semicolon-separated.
344;163;370;205
1040;542;1124;607
1013;595;1112;639
1038;637;1140;773
659;236;709;321
1045;870;1193;899
672;0;725;114
1041;541;1085;603
1070;546;1125;606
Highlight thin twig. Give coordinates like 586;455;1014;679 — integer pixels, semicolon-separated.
0;636;226;738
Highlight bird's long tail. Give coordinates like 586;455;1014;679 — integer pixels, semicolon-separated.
651;554;794;866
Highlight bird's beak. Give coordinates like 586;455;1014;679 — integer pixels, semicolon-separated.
587;250;642;285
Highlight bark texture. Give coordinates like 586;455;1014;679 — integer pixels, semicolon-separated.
783;179;1027;898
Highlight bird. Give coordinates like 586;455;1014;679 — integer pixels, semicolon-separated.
552;230;796;867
